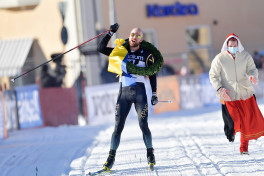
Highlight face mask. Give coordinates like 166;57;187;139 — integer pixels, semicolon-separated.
228;47;238;54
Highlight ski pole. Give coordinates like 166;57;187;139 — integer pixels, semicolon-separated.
158;100;172;103
11;29;111;82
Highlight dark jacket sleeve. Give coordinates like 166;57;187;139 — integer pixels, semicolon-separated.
97;33;114;56
146;53;157;93
149;74;157;93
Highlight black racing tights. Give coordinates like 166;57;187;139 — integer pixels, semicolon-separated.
110;82;153;150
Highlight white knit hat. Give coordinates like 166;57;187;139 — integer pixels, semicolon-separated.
221;33;244;52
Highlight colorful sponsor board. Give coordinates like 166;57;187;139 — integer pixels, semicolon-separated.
155;76;181;114
4;90;18;131
0;92;5;140
84;81;155;124
15;85;43;129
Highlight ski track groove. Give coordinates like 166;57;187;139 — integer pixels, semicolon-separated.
242;139;264;173
82;125;164;175
187;136;225;176
69;109;264;176
81;122;264;176
2;143;44;176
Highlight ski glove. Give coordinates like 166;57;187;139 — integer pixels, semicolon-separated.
218;88;231;101
151;92;158;105
110;23;119;33
249;75;257;85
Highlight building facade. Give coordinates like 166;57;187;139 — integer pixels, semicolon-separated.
1;0;264;88
100;0;264;75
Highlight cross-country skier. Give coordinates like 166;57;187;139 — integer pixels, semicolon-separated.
209;33;264;155
97;23;159;170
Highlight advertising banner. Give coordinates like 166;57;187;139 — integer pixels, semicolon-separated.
0;92;5;140
199;73;219;106
178;75;203;109
15;85;43;129
85;82;139;124
154;76;181;114
254;69;264;99
4;90;18;131
85;82;119;124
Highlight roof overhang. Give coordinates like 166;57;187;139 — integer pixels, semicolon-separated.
0;38;34;77
0;0;41;9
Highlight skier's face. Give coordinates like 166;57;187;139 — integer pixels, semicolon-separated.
129;28;143;48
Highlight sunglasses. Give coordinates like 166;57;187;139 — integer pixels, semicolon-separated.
130;33;142;39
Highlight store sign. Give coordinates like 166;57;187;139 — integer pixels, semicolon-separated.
147;2;198;17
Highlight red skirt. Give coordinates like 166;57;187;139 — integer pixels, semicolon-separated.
225;96;264;140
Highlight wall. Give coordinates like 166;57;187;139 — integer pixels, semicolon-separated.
100;0;264;71
2;0;264;86
0;0;81;87
39;87;78;126
0;0;63;58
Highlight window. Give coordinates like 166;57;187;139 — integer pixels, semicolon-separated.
185;25;213;74
142;29;158;47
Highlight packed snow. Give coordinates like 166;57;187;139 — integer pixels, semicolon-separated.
1;104;264;176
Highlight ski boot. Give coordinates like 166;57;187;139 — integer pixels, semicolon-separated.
147;148;155;171
240;151;249;155
103;150;116;171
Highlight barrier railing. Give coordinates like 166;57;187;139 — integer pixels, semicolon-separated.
0;85;79;141
1;71;264;140
85;72;264;124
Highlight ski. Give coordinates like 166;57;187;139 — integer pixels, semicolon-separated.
88;169;113;176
